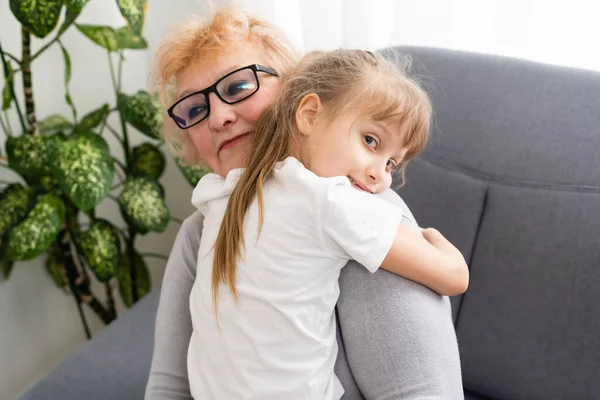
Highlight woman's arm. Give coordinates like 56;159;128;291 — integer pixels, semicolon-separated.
144;211;204;400
337;189;464;399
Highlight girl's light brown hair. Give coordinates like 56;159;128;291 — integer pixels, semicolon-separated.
212;49;433;313
151;7;300;166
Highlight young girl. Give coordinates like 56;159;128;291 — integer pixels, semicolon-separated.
188;49;468;399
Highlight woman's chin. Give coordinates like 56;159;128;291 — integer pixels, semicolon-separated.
218;146;251;176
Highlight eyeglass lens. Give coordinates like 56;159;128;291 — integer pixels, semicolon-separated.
171;68;259;128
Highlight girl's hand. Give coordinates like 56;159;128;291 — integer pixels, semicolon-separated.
381;225;469;296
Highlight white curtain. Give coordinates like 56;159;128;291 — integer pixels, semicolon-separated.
214;0;600;72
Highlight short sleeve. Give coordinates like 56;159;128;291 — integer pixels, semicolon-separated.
320;181;404;273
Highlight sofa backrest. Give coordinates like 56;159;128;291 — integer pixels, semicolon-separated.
388;46;600;400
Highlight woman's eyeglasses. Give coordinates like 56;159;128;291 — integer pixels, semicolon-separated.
167;64;279;130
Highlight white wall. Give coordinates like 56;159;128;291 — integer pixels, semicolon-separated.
0;1;209;398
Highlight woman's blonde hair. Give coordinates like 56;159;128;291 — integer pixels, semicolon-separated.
212;49;432;312
151;7;300;165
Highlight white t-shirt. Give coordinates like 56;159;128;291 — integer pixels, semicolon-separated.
188;157;404;400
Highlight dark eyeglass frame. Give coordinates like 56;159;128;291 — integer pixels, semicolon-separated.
167;64;279;129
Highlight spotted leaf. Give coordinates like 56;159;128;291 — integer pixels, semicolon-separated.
9;0;63;38
48;132;114;212
76;24;119;51
6;135;50;183
176;159;211;187
116;0;147;36
45;253;68;291
132;143;165;179
118;251;150;307
115;26;147;50
39;114;73;135
118;177;169;234
118;91;163;139
0;184;35;248
75;104;109;132
77;218;121;282
7;194;65;261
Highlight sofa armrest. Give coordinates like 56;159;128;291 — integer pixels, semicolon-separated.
18;289;159;400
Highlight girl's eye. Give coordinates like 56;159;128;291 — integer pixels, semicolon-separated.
386;160;396;170
364;135;377;148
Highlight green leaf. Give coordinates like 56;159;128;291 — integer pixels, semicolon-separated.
59;0;90;35
2;60;14;111
0;184;34;248
132;143;165;179
115;26;147;50
118;91;163;139
118;177;169;234
65;0;90;11
7;194;65;261
59;42;78;121
118;250;150;307
6;135;50;183
49;132;114;212
9;0;63;38
39;114;73;135
76;24;119;51
176;160;211;187
77;219;121;282
45;253;68;291
116;0;147;36
75;104;109;132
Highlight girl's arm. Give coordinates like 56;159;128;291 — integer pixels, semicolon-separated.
381;225;469;296
144;211;204;400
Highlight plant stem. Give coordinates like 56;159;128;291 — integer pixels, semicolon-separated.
3;52;21;65
111;180;124;191
0;41;27;133
105;282;117;320
107;52;131;169
112;157;127;175
21;27;37;134
31;30;68;62
127;228;139;303
105;123;123;143
2;110;13;135
0;114;9;137
170;216;183;225
117;52;124;91
60;233;92;340
141;252;168;261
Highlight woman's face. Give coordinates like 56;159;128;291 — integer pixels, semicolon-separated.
176;49;281;177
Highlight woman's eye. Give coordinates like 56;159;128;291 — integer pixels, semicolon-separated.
386;160;396;170
364;135;377;148
227;80;256;96
188;105;206;119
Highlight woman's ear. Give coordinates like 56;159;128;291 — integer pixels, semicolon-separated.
295;93;322;136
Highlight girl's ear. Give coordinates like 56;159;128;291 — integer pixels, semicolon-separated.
295;93;322;136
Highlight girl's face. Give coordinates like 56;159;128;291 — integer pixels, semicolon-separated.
307;110;408;194
176;49;281;177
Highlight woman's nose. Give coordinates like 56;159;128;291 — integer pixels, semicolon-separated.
207;92;236;131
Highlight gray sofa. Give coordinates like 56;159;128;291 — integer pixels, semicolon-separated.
18;47;600;400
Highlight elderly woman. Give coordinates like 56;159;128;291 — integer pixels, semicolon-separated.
145;7;463;400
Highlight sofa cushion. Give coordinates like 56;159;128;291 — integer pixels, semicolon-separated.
395;157;487;322
456;184;600;400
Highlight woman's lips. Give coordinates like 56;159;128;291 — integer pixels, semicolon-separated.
219;132;250;152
